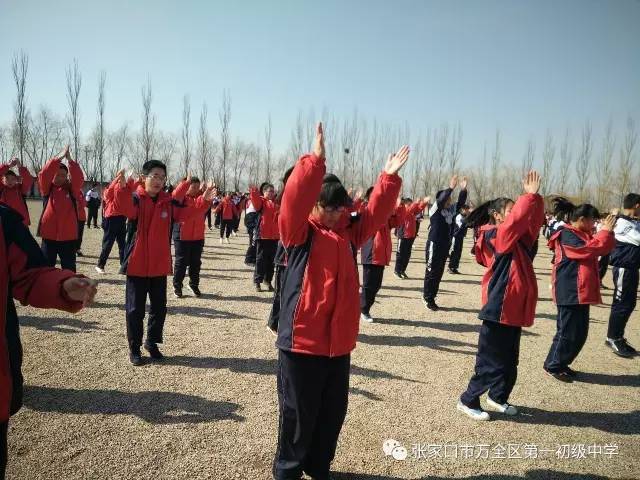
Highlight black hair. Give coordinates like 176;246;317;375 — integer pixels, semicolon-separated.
189;176;201;184
3;170;17;178
465;197;513;227
58;164;69;172
552;196;600;222
623;193;640;210
318;174;350;208
260;182;274;194
276;166;295;204
142;160;167;176
364;186;374;202
402;197;413;204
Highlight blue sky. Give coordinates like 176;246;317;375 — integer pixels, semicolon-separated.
1;0;639;165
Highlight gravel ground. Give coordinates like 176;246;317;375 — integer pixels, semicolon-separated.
6;199;639;480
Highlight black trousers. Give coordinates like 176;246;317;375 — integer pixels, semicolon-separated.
0;421;6;480
423;240;448;301
273;350;350;480
360;264;384;316
41;239;76;272
98;216;127;268
448;236;465;270
607;267;639;339
245;213;258;265
76;221;85;251
232;215;240;232
460;320;522;408
87;206;99;227
220;219;233;238
268;264;285;332
125;276;167;351
206;208;213;229
599;254;610;281
215;212;221;228
255;239;278;284
173;239;204;289
394;237;415;274
544;304;590;373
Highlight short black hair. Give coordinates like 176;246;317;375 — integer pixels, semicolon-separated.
623;193;640;210
260;182;274;194
58;164;69;172
553;197;600;222
3;170;17;178
318;174;350;208
189;176;201;184
142;160;167;176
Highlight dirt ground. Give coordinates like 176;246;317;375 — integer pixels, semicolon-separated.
5;199;639;480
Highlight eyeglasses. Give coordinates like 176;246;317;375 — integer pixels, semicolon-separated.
320;205;346;213
147;174;167;183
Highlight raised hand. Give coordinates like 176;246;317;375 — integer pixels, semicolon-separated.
424;196;432;204
602;214;617;232
459;176;468;190
522;170;541;194
63;277;98;307
313;122;325;159
384;145;410;175
9;157;19;167
203;182;218;201
115;169;126;188
57;145;70;161
449;175;458;189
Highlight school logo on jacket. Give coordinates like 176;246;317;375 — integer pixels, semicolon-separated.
161;210;168;219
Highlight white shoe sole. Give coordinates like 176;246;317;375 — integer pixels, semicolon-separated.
456;401;490;421
485;398;518;416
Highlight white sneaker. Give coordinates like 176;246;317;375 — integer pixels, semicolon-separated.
225;238;230;244
95;266;105;274
486;397;519;416
360;313;374;323
219;238;223;244
456;401;490;421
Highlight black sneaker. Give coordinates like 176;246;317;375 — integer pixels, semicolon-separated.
563;366;579;378
605;338;637;358
544;368;573;383
174;287;183;298
255;283;262;292
187;285;202;297
76;250;84;257
448;268;459;274
266;283;274;292
129;349;144;366
393;271;403;279
423;298;439;311
401;272;409;279
144;342;164;360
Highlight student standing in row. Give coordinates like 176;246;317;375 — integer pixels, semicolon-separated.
448;204;471;274
544;198;616;382
394;197;429;279
605;193;640;358
273;122;408;479
216;192;237;244
0;158;33;226
37;146;84;272
95;174;129;274
75;189;87;257
250;182;279;292
244;194;259;266
423;175;468;311
458;171;544;421
85;183;101;228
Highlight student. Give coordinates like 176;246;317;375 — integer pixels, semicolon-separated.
250;182;279;292
543;197;616;382
423;175;468;310
448;204;472;274
359;193;404;323
605;194;640;358
244;194;259;266
273;123;408;479
215;192;237;244
75;189;87;257
113;162;215;365
85;183;101;228
232;191;243;236
457;171;544;421
0;203;97;480
0;158;33;226
394;197;429;279
95;173;129;273
37;146;84;272
172;176;214;298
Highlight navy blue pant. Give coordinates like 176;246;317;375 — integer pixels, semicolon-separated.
360;264;384;316
273;350;350;480
0;421;6;480
268;264;285;332
394;237;415;274
125;276;167;351
607;267;639;339
173;239;204;289
448;235;465;270
423;240;449;301
245;212;258;265
255;239;277;284
544;304;590;373
98;216;126;269
76;221;85;251
41;239;76;272
220;219;233;238
87;206;99;227
206;207;213;229
599;254;610;281
460;320;522;408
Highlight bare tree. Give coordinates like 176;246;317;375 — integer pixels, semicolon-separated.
576;121;592;200
618;117;638;206
264;114;273;182
197;103;210;181
490;129;501;198
434;123;449;191
521;138;536;177
219;89;231;191
471;142;488;202
180;94;192;175
140;78;155;164
0;126;10;161
595;119;615;208
108;124;129;178
156;131;177;176
12;51;29;162
541;130;555;195
448;122;462;175
231;139;250;191
65;59;82;166
95;71;106;183
558;128;572;195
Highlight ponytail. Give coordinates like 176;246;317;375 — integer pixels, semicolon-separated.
552;196;600;222
465;197;513;227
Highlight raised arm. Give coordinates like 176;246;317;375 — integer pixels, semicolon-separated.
562;216;616;259
38;147;68;196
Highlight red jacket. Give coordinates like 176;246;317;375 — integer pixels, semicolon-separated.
277;153;402;357
398;201;427;239
37;158;84;241
361;204;404;266
476;193;544;327
116;182;208;276
0;164;33;225
172;182;210;241
76;191;87;222
0;204;83;422
215;197;238;220
102;179;127;218
549;226;615;305
250;188;280;240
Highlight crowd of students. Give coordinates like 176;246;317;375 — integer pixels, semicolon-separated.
0;133;638;479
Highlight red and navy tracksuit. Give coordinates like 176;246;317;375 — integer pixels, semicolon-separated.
460;193;544;409
250;188;279;286
172;182;211;291
37;158;84;272
448;212;469;271
360;205;403;316
273;153;401;480
216;196;238;238
115;181;208;352
394;201;427;276
544;225;615;373
607;216;640;340
267;242;286;332
0;204;84;478
75;190;87;252
244;198;259;265
0;163;33;226
423;187;467;302
97;180;128;270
